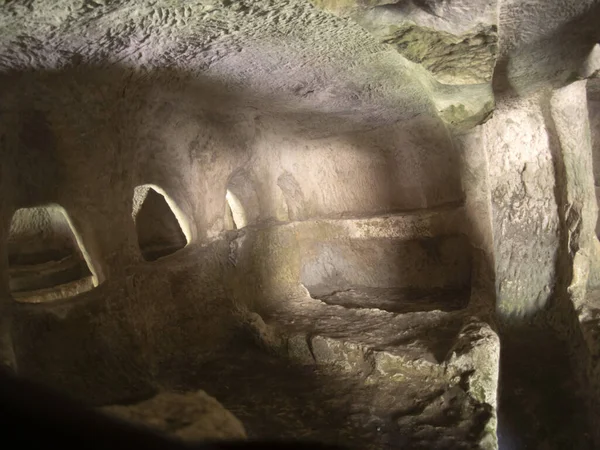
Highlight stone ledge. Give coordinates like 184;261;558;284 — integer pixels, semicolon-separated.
246;296;500;449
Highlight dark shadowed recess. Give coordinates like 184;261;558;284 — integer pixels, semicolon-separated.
497;328;593;450
135;189;187;262
7;206;94;299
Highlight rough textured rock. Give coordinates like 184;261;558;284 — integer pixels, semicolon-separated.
244;296;499;449
549;81;597;312
380;23;497;85
102;390;246;441
311;0;499;85
495;0;600;94
308;0;501;129
10;239;239;405
1;0;600;449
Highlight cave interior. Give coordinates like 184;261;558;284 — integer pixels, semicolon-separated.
1;0;600;449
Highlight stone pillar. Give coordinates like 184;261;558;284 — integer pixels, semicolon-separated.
453;128;496;313
482;93;561;322
586;79;600;288
549;80;600;446
548;81;597;313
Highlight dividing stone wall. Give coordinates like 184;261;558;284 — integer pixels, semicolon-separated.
482;93;561;320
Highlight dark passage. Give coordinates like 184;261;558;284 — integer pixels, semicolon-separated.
497;328;592;450
135;189;187;262
7;206;94;300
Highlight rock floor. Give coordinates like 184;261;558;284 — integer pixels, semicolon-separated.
161;343;490;450
105;292;596;449
160;345;380;449
139;331;593;450
156;291;498;449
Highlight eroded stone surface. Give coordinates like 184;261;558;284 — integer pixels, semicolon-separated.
1;0;600;448
311;0;499;85
103;391;246;441
379;24;497;86
495;0;600;94
245;296;499;449
308;0;501;128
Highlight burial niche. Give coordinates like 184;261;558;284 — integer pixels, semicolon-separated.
7;205;97;303
132;185;188;261
300;234;472;314
224;171;260;230
225;190;247;230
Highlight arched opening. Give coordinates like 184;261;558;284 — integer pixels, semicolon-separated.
224;171;259;231
225;190;247;230
277;171;305;221
132;185;189;261
7;205;98;303
299;234;472;314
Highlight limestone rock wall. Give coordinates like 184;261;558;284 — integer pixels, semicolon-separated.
496;0;600;94
311;0;499;85
253;115;463;220
7;207;79;265
11;239;236;404
0;0;600;447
